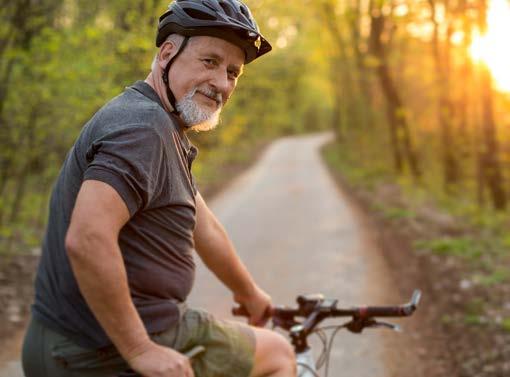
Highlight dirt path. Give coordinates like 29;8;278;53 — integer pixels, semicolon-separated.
1;132;426;376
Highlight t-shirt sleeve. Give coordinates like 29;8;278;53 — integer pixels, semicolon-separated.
83;126;168;216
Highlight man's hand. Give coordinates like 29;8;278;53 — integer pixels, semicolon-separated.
235;286;272;327
127;341;194;377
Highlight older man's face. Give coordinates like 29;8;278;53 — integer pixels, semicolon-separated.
167;36;245;130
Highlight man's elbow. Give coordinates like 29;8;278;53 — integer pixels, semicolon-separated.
65;226;80;258
65;225;109;261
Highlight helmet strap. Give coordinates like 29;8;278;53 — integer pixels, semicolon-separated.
162;36;190;114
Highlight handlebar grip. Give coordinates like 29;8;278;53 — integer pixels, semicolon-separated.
360;306;409;317
358;289;421;318
232;305;250;317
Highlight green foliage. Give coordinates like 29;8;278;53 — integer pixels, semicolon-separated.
461;298;487;326
322;141;392;190
440;314;453;324
379;206;416;220
463;315;487;326
414;237;483;260
501;318;510;332
473;268;510;287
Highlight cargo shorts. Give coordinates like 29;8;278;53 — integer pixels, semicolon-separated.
22;308;256;377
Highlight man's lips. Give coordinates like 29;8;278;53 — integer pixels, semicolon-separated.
196;90;221;107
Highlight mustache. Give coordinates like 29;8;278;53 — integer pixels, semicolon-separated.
194;87;223;106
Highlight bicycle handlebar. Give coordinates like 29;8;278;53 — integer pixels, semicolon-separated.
234;290;421;353
233;289;421;328
333;289;421;318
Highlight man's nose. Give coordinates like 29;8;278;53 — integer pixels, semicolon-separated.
210;71;231;99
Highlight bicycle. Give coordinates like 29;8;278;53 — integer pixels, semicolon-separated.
233;289;422;377
119;290;420;377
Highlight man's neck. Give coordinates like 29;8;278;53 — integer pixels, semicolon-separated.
145;73;187;131
145;72;175;114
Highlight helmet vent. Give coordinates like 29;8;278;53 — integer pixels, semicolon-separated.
183;8;217;21
218;1;234;17
239;5;250;20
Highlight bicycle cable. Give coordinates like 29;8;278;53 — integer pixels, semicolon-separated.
325;325;345;377
311;324;346;377
312;328;328;369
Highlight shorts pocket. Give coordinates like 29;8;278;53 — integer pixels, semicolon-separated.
51;338;127;373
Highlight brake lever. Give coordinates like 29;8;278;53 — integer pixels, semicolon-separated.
345;317;402;333
345;317;376;333
369;320;402;332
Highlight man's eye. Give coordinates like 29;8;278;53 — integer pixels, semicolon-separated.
228;70;239;80
203;59;216;67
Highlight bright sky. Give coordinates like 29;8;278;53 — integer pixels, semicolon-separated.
470;0;510;93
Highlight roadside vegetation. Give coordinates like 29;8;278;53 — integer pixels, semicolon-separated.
319;2;510;373
317;0;510;375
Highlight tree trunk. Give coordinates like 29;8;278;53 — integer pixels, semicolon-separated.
476;149;486;207
8;106;38;224
369;6;420;178
321;1;356;138
479;66;506;209
0;58;16;120
8;166;29;225
348;0;373;129
429;0;459;189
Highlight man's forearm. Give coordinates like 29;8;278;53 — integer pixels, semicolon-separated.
193;193;271;325
194;214;256;301
66;234;151;359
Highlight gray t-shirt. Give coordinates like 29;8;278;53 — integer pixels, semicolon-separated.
32;81;198;349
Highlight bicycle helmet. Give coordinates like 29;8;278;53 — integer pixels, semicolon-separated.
156;0;272;63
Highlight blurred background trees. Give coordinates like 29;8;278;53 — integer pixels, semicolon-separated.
317;0;510;214
1;0;509;254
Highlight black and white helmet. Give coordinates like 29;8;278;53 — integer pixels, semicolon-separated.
156;0;272;63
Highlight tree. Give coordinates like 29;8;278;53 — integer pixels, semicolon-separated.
368;0;421;179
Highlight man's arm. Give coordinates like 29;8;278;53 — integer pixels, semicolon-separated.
193;192;271;325
65;180;193;377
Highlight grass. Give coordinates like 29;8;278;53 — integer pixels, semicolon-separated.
413;237;483;260
473;268;510;286
377;205;416;220
461;298;493;328
322;140;392;190
501;318;510;332
463;314;488;326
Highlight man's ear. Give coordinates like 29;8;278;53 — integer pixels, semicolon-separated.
158;41;178;69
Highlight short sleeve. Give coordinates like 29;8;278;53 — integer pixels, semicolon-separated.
83;125;168;216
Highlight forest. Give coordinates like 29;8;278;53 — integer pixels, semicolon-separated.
1;0;509;257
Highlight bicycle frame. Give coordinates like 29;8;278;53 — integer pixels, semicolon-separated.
296;349;317;377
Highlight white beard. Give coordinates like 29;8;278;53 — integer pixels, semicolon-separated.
176;87;222;132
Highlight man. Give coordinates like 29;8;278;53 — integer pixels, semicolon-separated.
22;1;295;376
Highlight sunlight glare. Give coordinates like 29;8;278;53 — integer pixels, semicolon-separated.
469;0;510;93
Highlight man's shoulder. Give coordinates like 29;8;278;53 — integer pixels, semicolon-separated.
107;86;174;127
87;86;178;139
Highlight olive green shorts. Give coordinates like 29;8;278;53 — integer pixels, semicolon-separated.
22;308;255;377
